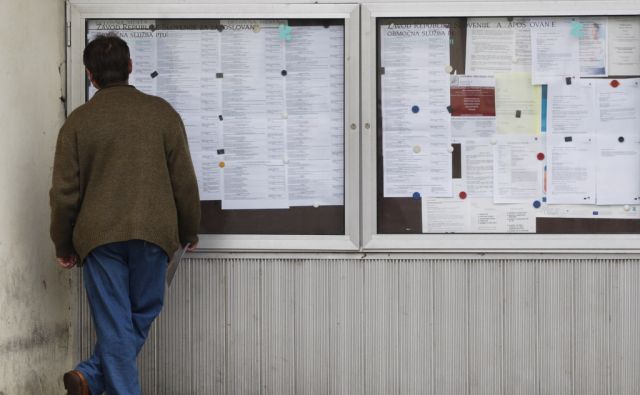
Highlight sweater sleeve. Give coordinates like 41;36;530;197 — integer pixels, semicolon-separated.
49;122;81;258
167;114;201;246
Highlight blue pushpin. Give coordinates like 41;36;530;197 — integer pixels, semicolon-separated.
570;20;584;38
279;24;292;41
533;200;541;209
411;105;420;113
412;192;421;200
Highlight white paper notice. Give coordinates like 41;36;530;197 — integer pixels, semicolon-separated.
530;18;580;85
579;18;608;77
221;21;288;209
461;138;494;198
546;135;596;204
421;198;469;233
595;78;640;135
469;199;536;233
546;81;596;136
286;25;344;207
493;136;543;203
537;203;640;219
381;24;452;198
608;16;640;76
596;134;640;205
465;17;532;74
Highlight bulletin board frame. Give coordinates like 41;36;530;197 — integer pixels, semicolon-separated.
361;1;640;252
66;1;361;251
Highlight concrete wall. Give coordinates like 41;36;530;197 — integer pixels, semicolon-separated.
0;0;71;393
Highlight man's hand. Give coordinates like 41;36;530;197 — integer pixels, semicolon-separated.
187;243;198;252
57;255;78;269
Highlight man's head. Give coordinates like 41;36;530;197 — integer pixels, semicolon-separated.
83;34;132;89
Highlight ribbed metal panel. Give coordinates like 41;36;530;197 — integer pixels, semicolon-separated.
76;256;640;395
538;259;572;395
398;260;433;395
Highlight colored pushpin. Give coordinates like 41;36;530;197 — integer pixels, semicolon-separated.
537;152;545;160
533;200;541;208
570;20;584;38
412;192;421;200
459;191;467;200
278;24;292;41
611;79;620;88
411;105;420;113
218;161;225;168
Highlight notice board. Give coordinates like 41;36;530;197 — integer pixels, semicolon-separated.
86;18;346;235
376;16;640;234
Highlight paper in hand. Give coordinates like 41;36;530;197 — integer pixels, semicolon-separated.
166;243;189;286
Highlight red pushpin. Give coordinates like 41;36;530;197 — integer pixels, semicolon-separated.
459;191;467;200
610;79;620;88
537;152;545;161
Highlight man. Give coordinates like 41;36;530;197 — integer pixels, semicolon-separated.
50;34;201;395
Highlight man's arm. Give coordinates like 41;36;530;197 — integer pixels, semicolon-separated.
166;115;201;248
50;122;81;260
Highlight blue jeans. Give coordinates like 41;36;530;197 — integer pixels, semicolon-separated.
76;240;168;395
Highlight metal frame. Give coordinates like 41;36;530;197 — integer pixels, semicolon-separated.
361;1;640;252
67;1;361;251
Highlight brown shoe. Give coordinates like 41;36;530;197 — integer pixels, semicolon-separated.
63;370;90;395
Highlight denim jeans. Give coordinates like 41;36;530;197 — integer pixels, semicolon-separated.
76;240;168;395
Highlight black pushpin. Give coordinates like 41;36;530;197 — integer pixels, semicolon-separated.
216;73;224;78
150;71;158;78
515;110;522;118
565;77;572;85
323;23;331;29
218;115;223;121
380;67;385;75
564;136;572;142
216;25;225;32
446;105;452;114
281;70;287;76
619;136;625;143
507;16;514;22
217;149;225;155
149;24;156;32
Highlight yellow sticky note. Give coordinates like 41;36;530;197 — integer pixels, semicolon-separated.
495;72;542;135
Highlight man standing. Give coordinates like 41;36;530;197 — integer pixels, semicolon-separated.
50;34;201;395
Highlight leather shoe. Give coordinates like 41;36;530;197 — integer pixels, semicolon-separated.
63;370;90;395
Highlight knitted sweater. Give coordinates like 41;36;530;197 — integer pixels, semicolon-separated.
50;84;201;260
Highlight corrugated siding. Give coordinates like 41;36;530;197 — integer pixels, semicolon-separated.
76;257;640;394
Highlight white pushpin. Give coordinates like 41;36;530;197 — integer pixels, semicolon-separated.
447;145;454;153
490;137;497;145
283;157;289;165
252;25;261;33
624;205;630;211
313;203;319;208
282;113;288;119
512;56;518;64
413;145;421;153
445;65;453;74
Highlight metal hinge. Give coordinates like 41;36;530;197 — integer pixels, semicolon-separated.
65;1;71;47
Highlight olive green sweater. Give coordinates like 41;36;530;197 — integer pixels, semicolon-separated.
50;84;201;260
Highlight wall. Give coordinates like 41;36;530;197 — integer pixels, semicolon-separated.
0;0;71;393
